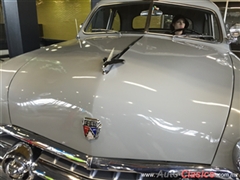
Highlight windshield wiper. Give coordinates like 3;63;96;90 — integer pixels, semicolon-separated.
92;28;121;35
172;34;215;41
102;48;124;75
102;36;143;74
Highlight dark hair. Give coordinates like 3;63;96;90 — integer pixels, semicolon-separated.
170;14;189;31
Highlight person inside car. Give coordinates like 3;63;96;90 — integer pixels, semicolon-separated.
170;14;189;35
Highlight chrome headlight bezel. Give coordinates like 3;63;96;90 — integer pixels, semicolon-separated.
233;141;240;172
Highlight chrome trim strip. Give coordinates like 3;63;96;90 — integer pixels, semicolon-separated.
0;125;239;180
0;125;89;168
90;170;98;178
32;161;84;180
0;141;11;164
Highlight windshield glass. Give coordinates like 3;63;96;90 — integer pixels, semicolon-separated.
85;2;150;34
84;2;221;42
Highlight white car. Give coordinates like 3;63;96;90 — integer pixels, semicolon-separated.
0;0;240;179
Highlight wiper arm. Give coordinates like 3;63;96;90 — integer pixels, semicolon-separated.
102;48;124;75
113;36;143;60
102;36;143;75
92;29;121;35
103;58;125;66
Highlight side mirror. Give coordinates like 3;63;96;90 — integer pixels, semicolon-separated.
230;23;240;38
227;23;240;44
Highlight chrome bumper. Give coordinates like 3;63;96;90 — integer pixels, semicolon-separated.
0;125;239;180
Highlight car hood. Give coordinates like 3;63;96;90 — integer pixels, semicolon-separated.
8;35;233;164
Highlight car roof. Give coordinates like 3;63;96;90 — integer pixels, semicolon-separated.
98;0;219;11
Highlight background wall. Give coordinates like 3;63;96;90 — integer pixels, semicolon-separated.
36;0;90;40
0;1;3;23
0;0;7;50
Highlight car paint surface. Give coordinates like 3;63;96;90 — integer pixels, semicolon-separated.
212;52;240;170
6;34;234;164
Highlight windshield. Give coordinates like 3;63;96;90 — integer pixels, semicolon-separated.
84;2;221;42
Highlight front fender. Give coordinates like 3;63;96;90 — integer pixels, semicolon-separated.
0;50;44;125
212;52;240;171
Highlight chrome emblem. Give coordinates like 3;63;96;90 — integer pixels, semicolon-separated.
1;142;34;179
83;117;101;140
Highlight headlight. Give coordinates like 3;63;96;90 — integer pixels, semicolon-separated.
233;141;240;172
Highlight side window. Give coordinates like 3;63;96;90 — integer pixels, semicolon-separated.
202;13;220;41
212;15;220;41
85;8;109;32
112;13;120;31
85;8;121;33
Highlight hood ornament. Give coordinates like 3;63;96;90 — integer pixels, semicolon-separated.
83;117;101;140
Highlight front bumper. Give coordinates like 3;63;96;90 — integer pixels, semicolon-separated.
0;125;239;180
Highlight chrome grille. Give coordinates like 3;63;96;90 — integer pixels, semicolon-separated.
0;125;239;180
37;151;144;179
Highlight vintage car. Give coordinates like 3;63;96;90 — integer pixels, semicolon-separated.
0;0;240;179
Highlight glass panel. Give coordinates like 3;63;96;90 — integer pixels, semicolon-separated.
86;8;111;32
85;2;150;33
112;13;120;31
213;15;220;40
147;2;220;41
84;1;221;42
133;16;147;29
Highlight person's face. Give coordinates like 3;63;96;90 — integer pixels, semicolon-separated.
173;18;186;30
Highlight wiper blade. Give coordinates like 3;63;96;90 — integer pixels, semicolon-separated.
112;36;143;59
102;48;125;74
102;36;143;75
92;29;121;35
103;58;125;66
172;34;215;41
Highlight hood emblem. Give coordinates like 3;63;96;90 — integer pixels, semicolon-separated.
83;117;101;140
